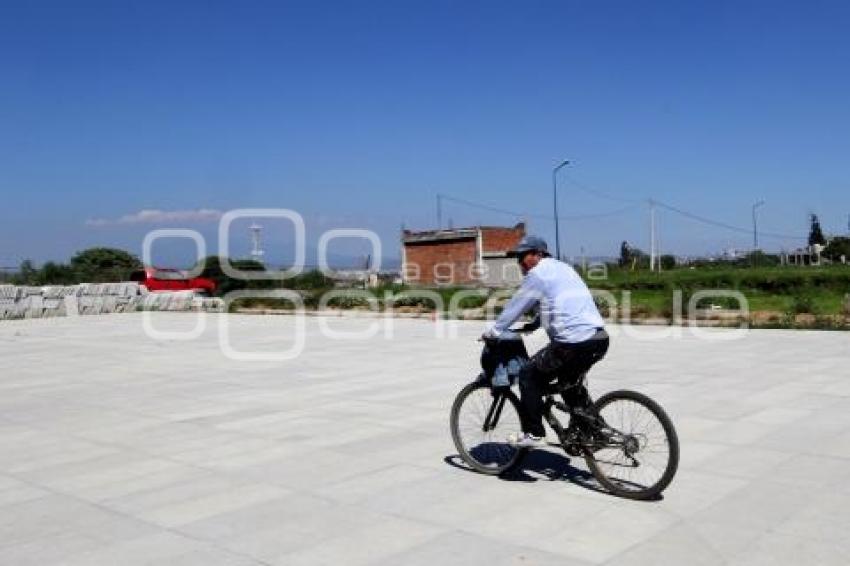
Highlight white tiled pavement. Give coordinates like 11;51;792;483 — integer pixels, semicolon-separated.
0;313;849;565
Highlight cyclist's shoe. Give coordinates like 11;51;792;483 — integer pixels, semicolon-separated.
507;432;545;448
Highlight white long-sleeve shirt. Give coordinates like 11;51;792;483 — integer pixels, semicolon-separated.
488;257;604;344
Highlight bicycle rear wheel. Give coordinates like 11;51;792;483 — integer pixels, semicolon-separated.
450;380;527;475
583;390;679;500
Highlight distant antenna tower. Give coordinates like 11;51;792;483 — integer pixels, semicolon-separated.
250;223;265;263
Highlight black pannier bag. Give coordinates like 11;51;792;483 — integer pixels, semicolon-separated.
480;338;529;387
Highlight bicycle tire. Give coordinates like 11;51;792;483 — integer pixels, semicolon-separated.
450;380;527;475
583;389;679;500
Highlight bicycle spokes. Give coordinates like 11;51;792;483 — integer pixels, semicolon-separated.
452;383;526;474
588;397;674;494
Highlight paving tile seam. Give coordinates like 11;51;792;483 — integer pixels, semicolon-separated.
0;421;224;476
0;467;280;566
440;525;599;565
0;403;375;477
597;515;734;566
0;425;312;513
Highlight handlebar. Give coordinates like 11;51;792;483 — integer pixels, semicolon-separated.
478;326;534;342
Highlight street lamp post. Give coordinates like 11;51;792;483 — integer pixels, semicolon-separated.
552;159;570;260
752;200;765;250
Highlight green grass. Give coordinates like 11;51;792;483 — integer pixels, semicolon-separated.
621;290;670;316
741;291;790;312
587;265;850;316
609;289;846;317
225;265;850;325
595;265;850;294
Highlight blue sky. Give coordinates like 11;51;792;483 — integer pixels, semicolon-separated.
1;0;849;267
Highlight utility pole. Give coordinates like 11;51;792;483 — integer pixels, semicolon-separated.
654;204;660;272
552;159;570;260
436;194;443;230
752;200;765;249
249;223;265;265
649;199;657;272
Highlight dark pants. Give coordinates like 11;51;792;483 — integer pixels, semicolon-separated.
518;329;610;437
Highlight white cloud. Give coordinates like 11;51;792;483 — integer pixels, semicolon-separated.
86;208;223;226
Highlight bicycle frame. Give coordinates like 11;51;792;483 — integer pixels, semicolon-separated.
482;390;509;432
477;335;633;456
543;392;635;456
480;387;582;446
542;396;571;444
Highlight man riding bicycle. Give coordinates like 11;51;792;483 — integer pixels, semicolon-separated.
482;235;609;448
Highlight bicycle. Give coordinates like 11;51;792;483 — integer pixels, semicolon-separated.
449;329;679;500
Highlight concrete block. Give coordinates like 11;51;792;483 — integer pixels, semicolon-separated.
43;296;62;307
62;285;79;297
0;285;15;300
42;286;64;299
64;294;80;316
24;296;44;318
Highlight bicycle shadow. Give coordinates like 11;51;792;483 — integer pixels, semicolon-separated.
444;448;663;501
443;448;603;494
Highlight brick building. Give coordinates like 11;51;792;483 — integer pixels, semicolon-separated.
401;223;526;286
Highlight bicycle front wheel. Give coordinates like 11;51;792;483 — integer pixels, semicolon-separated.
583;390;679;500
450;381;527;475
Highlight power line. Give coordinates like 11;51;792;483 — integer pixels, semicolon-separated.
652;199;806;241
438;187;806;243
562;174;806;241
438;193;639;222
563;177;643;205
438;193;527;218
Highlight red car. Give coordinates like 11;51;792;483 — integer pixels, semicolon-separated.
130;267;216;295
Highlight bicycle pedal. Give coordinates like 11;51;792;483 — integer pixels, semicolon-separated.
565;443;583;456
563;426;584;452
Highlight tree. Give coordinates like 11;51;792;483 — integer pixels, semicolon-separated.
194;256;269;296
632;247;649;269
618;241;650;269
70;247;141;282
660;255;677;270
13;259;39;285
809;214;827;247
824;236;850;262
8;249;141;286
619;241;632;267
740;250;780;267
39;261;76;285
282;270;334;290
12;259;72;285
